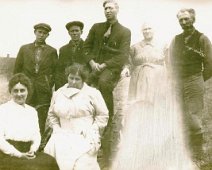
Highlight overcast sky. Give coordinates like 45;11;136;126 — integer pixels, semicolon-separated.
0;0;212;57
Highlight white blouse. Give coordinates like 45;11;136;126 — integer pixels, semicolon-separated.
0;100;41;157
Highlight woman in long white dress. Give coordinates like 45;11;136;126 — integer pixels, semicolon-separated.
111;23;198;170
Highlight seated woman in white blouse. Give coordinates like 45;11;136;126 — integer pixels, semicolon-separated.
0;73;59;170
44;63;109;170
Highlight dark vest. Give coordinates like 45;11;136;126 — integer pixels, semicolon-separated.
172;30;204;78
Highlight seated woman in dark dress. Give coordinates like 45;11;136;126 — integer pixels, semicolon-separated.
0;73;59;170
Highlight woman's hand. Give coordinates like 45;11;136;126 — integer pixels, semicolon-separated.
87;141;101;156
86;129;101;156
121;67;130;77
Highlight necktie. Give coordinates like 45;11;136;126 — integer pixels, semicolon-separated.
104;24;112;38
72;41;79;53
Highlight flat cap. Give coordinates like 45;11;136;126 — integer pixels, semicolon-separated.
66;21;84;31
34;23;52;32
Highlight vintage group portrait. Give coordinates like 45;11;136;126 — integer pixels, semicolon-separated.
0;0;212;170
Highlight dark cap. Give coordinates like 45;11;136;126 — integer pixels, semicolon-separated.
34;23;52;32
65;21;84;31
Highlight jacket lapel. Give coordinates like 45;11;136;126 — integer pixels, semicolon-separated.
107;22;119;41
27;43;36;64
39;45;49;66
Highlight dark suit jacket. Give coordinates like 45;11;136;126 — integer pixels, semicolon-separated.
14;43;58;105
55;39;85;89
83;21;131;72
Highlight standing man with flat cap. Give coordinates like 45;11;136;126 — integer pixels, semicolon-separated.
169;8;212;168
83;0;131;168
14;23;58;136
55;21;85;90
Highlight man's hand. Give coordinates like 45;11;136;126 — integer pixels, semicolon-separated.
97;63;107;71
121;67;130;77
89;60;101;72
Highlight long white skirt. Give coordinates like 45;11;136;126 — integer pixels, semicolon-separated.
111;65;198;170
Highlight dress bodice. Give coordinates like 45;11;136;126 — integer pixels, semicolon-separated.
130;40;164;66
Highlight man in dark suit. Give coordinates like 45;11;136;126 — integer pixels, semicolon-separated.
169;8;212;168
83;0;131;168
55;21;85;90
14;23;58;135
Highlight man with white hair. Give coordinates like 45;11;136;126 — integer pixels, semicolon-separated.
169;8;212;168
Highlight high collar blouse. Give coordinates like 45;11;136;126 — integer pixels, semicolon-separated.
0;100;41;157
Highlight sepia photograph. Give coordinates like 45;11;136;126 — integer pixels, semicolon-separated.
0;0;212;169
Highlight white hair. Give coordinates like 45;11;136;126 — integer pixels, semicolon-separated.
177;8;196;22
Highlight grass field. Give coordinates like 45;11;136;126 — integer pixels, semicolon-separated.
0;74;10;104
0;57;15;103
